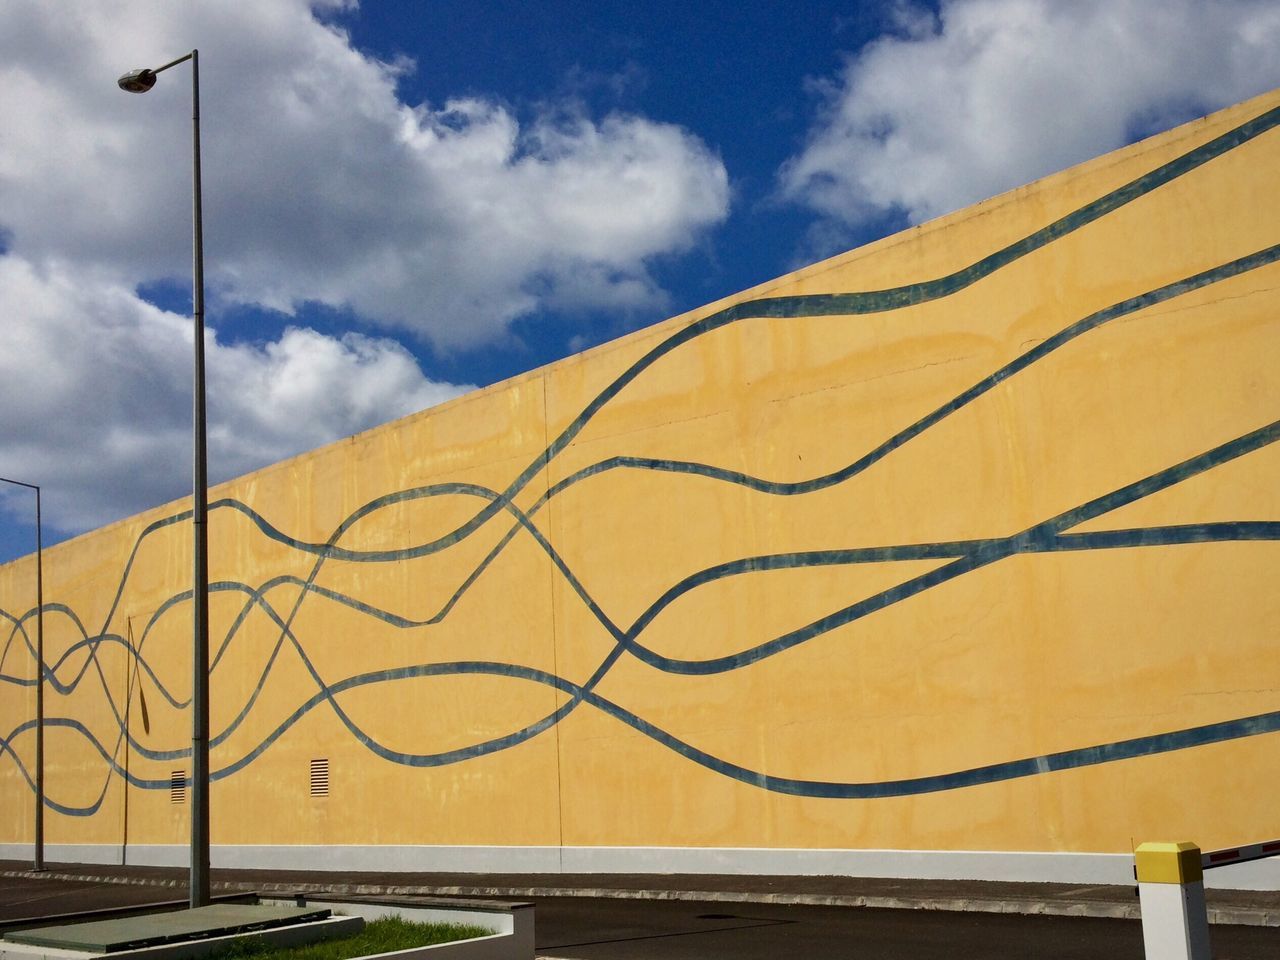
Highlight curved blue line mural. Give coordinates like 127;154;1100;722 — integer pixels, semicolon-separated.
2;100;1278;820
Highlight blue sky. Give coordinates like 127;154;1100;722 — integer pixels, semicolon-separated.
1;0;1278;565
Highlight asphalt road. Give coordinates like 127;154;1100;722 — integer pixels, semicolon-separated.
3;875;1279;959
0;875;189;925
529;895;1279;960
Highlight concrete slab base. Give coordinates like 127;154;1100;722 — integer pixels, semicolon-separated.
5;904;334;952
1;906;360;960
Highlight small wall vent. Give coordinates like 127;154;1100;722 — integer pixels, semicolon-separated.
309;758;329;797
170;770;186;804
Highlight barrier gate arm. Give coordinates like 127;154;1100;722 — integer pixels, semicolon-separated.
1201;839;1280;870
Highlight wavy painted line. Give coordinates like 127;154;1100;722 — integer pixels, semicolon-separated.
228;662;1280;798
190;236;1280;721
7;440;1277;782
4;524;1275;812
176;230;1280;571
367;426;1279;775
0;612;30;675
7;239;1276;735
404;103;1280;570
178;421;1280;771
8;98;1274;683
187;115;1280;725
8;661;1280;804
2;105;1277;806
1;718;143;816
3;574;402;702
2;574;367;765
9;520;1279;696
2;602;94;679
429;242;1280;624
13;521;1278;692
4;426;1277;796
171;234;1280;756
649;419;1280;676
4;403;1279;769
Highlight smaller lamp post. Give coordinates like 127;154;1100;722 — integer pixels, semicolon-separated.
1;476;43;872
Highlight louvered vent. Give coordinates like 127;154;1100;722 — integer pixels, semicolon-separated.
170;770;186;804
309;758;329;797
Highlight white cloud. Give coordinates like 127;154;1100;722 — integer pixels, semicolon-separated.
0;0;730;539
779;0;1280;230
0;0;730;348
0;256;468;533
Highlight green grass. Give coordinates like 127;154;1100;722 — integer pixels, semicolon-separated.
212;915;495;960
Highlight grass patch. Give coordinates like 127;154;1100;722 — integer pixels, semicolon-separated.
213;916;494;960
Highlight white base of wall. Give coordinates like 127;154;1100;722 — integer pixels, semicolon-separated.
1;844;1276;891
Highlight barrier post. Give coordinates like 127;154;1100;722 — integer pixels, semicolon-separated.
1135;841;1210;960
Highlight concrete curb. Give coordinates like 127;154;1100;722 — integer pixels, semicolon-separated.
3;869;1275;928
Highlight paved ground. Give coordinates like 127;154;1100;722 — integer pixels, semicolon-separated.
0;874;189;923
2;860;1277;925
529;896;1280;960
2;863;1279;959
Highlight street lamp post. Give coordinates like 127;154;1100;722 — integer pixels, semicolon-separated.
0;477;43;873
117;49;210;909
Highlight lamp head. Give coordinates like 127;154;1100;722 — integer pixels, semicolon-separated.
117;68;157;93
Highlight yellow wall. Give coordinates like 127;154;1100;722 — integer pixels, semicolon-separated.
3;88;1278;869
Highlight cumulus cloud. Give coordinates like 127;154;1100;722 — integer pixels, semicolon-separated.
0;0;729;539
780;0;1280;230
0;0;730;347
0;256;467;532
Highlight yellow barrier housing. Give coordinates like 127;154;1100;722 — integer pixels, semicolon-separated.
1135;842;1204;885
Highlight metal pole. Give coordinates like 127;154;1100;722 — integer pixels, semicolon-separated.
189;47;211;911
0;476;44;871
34;486;43;872
116;45;208;911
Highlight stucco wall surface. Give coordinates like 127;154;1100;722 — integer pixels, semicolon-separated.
2;89;1278;879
